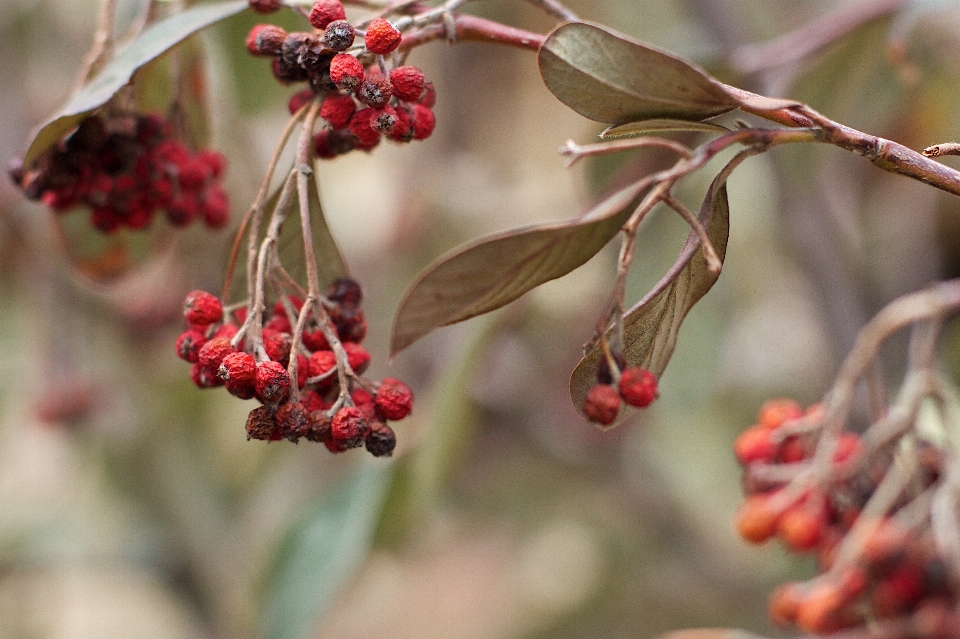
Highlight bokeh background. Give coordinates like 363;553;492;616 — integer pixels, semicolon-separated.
2;0;960;638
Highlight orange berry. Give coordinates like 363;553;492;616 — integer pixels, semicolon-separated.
757;398;804;430
778;501;826;552
735;494;780;544
364;18;401;55
734;425;777;465
768;581;804;626
795;581;846;634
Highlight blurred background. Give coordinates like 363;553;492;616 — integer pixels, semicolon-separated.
2;0;960;638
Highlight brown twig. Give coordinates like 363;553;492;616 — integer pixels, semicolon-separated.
70;0;118;94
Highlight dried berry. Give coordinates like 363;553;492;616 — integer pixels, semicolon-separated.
370;105;398;134
198;337;236;378
255;360;291;404
313;129;356;159
218;351;257;399
308;0;346;30
364;18;401;55
366;421;396;457
307;350;338;385
343;342;370;374
288;88;314;115
324;19;355;51
583;384;620;426
276;401;310;441
389;66;425;102
348;108;381;147
329;53;364;90
176;329;208;363
319;93;356;129
183;290;223;326
249;0;283;13
410;104;436;140
246;405;279;440
331;406;368;449
356;75;393;108
374;378;413;421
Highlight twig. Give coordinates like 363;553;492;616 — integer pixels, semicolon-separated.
559;137;692;167
661;194;721;275
523;0;578;22
924;143;960;158
70;0;118;94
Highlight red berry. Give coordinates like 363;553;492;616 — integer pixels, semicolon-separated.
196;149;226;178
302;327;331;351
617;366;657;408
418;81;436;107
198;336;235;377
255;361;291;404
331;406;368;449
351;387;377;420
329;53;364;90
387;106;413;142
313;128;356;159
288;88;314;114
200;185;230;228
276;401;310;441
364;18;401;55
319;93;356;129
218;351;257;399
176;329;208;363
735;493;780;544
583;384;620;426
410;104;435;140
249;0;283;14
308;0;346;30
343;342;370;374
307;350;337;385
389;66;425;102
369;105;398;133
375;378;413;421
348;108;381;147
768;581;804;626
262;329;292;366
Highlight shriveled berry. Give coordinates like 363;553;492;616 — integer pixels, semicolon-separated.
288;88;314;114
337;311;367;343
348;109;380;147
190;362;222;388
308;0;346;30
389;66;425;102
184;290;222;326
410;104;436;140
272;56;309;83
324;19;355;51
351;387;377;420
618;366;657;408
255;360;291;404
249;0;283;14
198;336;235;377
366;421;396;457
356;75;393;108
313;128;356;159
246;405;279;440
387;106;413;142
305;409;332;442
176;329;208;363
583;384;620;426
327;277;362;309
218;351;257;399
302;389;332;413
370;105;398;133
262;329;292;365
276;401;310;442
331;406;369;449
375;378;413;421
302;326;331;351
319;93;356;129
329;53;364;90
343;342;370;374
418;81;436;107
364;18;401;55
308;350;337;385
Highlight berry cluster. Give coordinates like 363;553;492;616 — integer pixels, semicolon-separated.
582;359;658;426
9;112;229;233
245;0;436;158
175;278;411;456
734;399;959;635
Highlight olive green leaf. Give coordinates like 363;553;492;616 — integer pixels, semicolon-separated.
538;21;739;124
569;159;740;416
390;179;652;357
23;0;248;166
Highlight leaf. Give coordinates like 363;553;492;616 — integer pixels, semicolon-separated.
390;178;652;357
22;0;248;167
261;461;393;639
569;158;741;416
601;119;729;139
538;21;739;124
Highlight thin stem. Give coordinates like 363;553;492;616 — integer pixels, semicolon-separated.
560;137;692;167
523;0;578;22
222;106;309;303
70;0;118;94
661;194;721;274
400;13;546;51
924;143;960;158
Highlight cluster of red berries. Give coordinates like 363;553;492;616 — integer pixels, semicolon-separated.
733;399;959;635
9;112;229;233
245;0;436;158
582;358;658;426
174;278;412;456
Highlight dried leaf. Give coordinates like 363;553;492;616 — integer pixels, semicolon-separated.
538;21;739;124
601;119;729;139
22;0;248;166
390;180;651;356
569;160;739;416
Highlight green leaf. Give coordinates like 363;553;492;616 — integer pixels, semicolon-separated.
601;119;729;139
569;159;739;417
390;179;652;356
538;21;739;125
23;0;248;166
262;461;393;639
